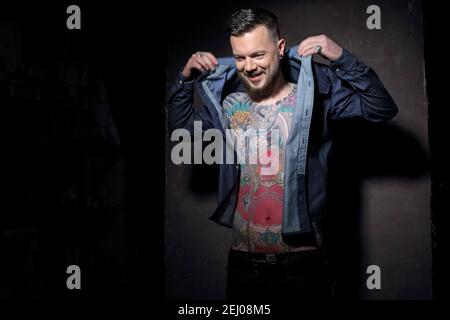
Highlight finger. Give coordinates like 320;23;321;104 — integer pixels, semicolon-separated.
191;60;206;73
204;52;218;66
200;55;216;70
298;36;324;55
194;57;210;71
300;41;325;56
298;36;319;55
301;46;320;57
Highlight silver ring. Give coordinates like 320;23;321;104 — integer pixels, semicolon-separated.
196;51;204;58
315;45;322;54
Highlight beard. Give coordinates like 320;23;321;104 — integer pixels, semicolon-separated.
238;59;281;102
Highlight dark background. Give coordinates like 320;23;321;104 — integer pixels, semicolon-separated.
165;0;433;300
0;0;448;302
0;1;165;299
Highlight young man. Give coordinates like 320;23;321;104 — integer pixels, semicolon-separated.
167;8;398;299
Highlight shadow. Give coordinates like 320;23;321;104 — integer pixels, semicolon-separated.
190;164;220;195
325;120;429;299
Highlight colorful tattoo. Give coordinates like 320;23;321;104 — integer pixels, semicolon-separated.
223;84;303;253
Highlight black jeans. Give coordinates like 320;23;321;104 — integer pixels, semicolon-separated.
226;249;333;300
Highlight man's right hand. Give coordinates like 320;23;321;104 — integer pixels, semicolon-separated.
181;51;218;79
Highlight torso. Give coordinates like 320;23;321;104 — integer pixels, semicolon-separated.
223;83;315;253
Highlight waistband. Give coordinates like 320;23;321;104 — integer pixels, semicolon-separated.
228;248;323;264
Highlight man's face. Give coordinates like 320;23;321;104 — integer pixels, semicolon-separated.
230;25;284;100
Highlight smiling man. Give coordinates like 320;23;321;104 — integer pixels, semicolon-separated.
231;24;285;102
167;8;398;299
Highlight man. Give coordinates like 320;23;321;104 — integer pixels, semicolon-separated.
167;8;398;299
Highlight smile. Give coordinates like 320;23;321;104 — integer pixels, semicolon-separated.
247;73;263;83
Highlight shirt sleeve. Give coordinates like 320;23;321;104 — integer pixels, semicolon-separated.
327;48;398;123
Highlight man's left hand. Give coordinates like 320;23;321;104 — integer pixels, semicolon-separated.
297;35;343;61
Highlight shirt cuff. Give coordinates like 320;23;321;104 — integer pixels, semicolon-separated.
172;71;195;94
329;48;357;73
176;65;195;84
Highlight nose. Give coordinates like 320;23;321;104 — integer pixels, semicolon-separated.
244;58;257;74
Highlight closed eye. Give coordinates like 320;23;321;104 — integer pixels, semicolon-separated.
250;51;266;59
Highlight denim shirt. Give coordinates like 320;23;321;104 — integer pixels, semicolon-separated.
166;47;398;238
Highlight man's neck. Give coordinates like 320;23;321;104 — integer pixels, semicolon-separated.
251;73;292;105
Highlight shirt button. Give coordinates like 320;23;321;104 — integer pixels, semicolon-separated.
336;68;340;72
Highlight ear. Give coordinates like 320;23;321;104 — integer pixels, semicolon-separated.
277;38;286;56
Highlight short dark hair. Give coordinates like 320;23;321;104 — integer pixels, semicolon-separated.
227;8;280;42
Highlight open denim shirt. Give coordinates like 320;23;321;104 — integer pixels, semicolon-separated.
166;47;398;238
